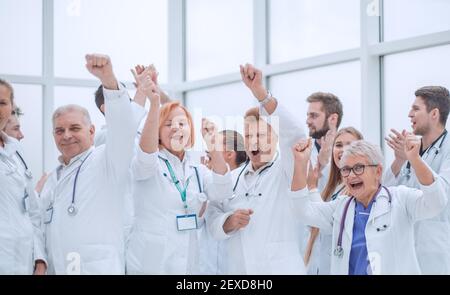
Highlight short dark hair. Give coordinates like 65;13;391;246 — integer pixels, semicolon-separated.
94;82;128;115
306;92;343;128
415;86;450;126
0;78;14;105
219;130;248;166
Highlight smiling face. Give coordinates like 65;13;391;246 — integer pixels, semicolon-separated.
159;106;192;153
4;115;24;141
409;96;433;136
340;155;382;202
244;118;278;169
333;132;360;168
53;110;95;164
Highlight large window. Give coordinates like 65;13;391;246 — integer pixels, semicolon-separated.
186;0;253;81
383;44;450;165
384;0;450;41
270;61;361;132
269;0;360;63
54;0;168;82
0;0;42;76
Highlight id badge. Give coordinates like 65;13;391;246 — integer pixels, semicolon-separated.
44;206;54;224
176;214;198;231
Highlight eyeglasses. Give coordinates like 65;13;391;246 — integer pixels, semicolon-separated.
339;163;378;177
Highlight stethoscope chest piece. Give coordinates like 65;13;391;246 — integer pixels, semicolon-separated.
334;246;344;258
67;204;77;216
24;169;32;179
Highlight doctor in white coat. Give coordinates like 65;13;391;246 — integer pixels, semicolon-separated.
290;138;447;275
0;79;46;274
39;54;137;275
206;64;306;275
126;77;233;275
384;86;450;274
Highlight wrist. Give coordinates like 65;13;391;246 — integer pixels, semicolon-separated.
254;87;268;101
102;77;119;90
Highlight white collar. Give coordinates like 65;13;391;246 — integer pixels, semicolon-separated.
0;132;19;157
159;148;190;166
58;146;95;169
246;152;279;175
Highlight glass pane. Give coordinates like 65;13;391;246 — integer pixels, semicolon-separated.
54;0;168;82
384;0;450;42
0;0;42;75
383;44;450;165
269;0;360;64
185;83;257;153
11;84;43;178
269;61;361;132
186;0;253;81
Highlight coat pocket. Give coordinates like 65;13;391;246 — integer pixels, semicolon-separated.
77;244;122;275
126;231;167;274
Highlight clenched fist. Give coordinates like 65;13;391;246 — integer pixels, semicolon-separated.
85;54;118;90
223;209;254;234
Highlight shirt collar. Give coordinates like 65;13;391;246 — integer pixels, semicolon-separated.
58;146;95;169
159;148;189;166
246;151;279;175
0;132;19;157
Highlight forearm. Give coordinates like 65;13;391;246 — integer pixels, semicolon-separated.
291;162;308;191
410;157;434;185
133;90;146;108
391;158;406;177
208;150;228;175
159;88;171;104
139;104;160;154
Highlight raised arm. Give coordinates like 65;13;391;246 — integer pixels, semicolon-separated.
239;63;305;182
85;54;135;179
403;132;448;220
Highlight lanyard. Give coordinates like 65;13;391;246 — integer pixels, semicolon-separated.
159;156;192;211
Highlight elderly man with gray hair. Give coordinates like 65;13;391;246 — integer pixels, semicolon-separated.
38;54;141;274
289;137;447;275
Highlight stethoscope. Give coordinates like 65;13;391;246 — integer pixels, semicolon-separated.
402;129;447;180
334;185;392;259
67;152;93;216
232;157;276;199
15;151;32;179
0;151;31;178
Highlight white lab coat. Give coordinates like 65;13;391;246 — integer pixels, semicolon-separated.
94;102;146;248
126;148;233;275
290;175;447;275
39;87;137;275
0;133;46;274
384;135;450;274
206;103;307;275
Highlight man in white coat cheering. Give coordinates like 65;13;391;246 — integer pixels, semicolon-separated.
39;54;138;274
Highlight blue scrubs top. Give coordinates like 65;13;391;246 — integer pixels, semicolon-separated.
349;198;374;275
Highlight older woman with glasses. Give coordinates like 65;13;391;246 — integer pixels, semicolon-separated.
289;137;447;275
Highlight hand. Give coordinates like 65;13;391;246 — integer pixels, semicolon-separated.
239;63;267;101
131;64;159;88
223;209;254;234
85;54;118;90
317;117;337;169
201;118;219;151
137;69;160;105
200;155;212;170
306;161;321;190
33;260;47;275
35;172;49;194
385;129;408;162
292;138;313;167
404;132;421;162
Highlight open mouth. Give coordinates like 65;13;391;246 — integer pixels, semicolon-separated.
349;181;363;190
251;150;261;157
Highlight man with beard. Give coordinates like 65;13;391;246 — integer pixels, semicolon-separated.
384;86;450;274
304;92;343;275
306;92;343;191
